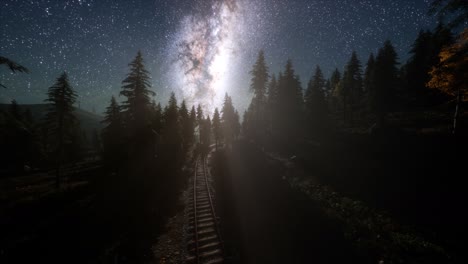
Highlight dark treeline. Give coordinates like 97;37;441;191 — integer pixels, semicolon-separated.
242;22;467;152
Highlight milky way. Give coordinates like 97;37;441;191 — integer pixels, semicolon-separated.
0;0;438;114
170;0;245;110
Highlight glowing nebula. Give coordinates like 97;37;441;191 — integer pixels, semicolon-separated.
171;0;244;111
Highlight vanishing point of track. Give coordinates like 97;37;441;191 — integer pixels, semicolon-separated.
186;155;224;264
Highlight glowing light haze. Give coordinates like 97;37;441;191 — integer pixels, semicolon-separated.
169;0;246;111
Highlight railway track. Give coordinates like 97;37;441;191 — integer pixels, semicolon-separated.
186;155;224;264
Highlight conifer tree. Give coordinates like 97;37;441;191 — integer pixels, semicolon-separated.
180;99;194;150
212;108;222;150
266;74;279;136
305;66;328;135
221;93;237;146
364;53;376;114
340;51;363;123
196;104;204;125
102;96;124;168
329;68;342;112
371;40;399;127
161;92;182;165
246;50;270;143
430;0;468;28
276;60;303;143
120;51;155;138
44;72;78;188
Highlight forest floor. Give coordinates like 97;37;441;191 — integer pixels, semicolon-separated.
212;137;466;263
0;156;190;264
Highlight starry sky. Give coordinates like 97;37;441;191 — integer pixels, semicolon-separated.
0;0;438;114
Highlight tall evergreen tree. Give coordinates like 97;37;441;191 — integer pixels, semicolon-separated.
329;68;342;112
120;51;155;138
44;72;78;188
405;30;436;93
429;0;468;28
276;60;303;144
212;108;222;150
180;99;194;150
101;96;124;168
221;93;237;146
250;50;269;102
305;66;328;135
371;40;400;127
196;104;204;125
364;53;376;94
245;50;270;143
266;74;279;137
340;51;363;123
161;93;182;166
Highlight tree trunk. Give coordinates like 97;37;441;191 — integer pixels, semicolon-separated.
452;87;461;134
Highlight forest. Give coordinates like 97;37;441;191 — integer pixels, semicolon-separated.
0;0;467;263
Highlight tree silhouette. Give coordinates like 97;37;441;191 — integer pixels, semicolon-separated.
221;93;237;147
120;51;155;145
340;51;363;124
429;0;468;28
266;74;279;138
44;72;78;189
371;41;400;127
196;104;204;125
102;96;124;168
276;60;303;145
404;25;453;96
244;50;270;143
212;108;222;150
0;56;29;88
329;68;342;113
305;65;328;136
427;29;468;134
179;99;194;151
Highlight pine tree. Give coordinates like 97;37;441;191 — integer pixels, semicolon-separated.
429;0;468;28
266;74;279;137
371;40;400;127
250;50;269;102
196;104;204;125
101;96;124;168
221;93;237;146
212;108;222;150
405;30;435;93
161;92;182;165
245;50;270;143
329;68;342;112
44;72;78;188
180;99;194;150
364;53;376;94
276;60;303;144
120;51;155;137
340;51;363;123
305;66;328;135
405;25;453;96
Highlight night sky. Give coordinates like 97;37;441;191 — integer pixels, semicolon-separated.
1;0;437;114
